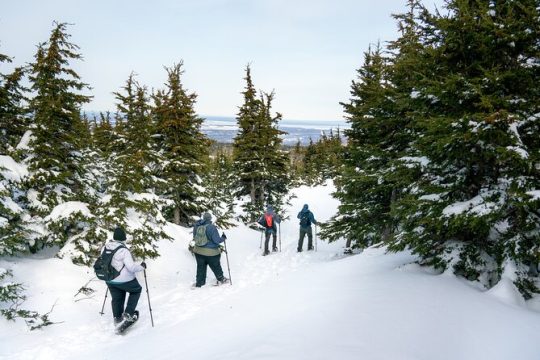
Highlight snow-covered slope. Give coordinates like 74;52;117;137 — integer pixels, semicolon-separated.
1;183;540;360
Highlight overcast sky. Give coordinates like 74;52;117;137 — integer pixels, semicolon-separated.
0;0;444;121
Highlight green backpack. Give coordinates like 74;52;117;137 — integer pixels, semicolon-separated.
194;224;209;246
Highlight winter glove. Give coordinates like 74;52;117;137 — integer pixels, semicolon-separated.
188;240;195;253
141;261;147;269
219;243;226;253
221;232;227;240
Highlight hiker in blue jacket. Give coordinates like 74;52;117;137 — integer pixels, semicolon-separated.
191;212;228;287
258;205;281;256
297;204;318;252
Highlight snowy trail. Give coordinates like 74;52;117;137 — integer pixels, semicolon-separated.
2;182;540;359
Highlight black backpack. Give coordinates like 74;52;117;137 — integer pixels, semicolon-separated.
93;245;126;281
300;212;311;227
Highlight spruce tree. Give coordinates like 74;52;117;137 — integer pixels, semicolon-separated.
23;22;94;253
104;73;170;259
0;52;27;153
320;43;402;248
232;65;290;221
387;0;540;296
153;62;210;225
203;148;236;228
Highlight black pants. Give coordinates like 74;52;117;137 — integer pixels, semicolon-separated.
264;230;277;252
298;226;313;251
195;253;224;287
107;278;142;318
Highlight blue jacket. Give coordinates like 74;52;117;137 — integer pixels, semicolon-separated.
193;219;224;249
297;205;317;228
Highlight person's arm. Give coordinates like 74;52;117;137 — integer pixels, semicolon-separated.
121;248;145;273
208;224;225;244
310;212;318;225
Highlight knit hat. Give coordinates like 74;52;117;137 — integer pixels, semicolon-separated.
113;227;127;241
266;205;273;213
203;212;212;221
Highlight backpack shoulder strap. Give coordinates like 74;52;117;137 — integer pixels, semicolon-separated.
110;245;127;272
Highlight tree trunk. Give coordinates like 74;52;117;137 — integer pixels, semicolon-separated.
174;207;181;225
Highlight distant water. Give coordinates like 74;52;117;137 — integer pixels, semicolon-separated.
84;112;348;146
203;116;349;145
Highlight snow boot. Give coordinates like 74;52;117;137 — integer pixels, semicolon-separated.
113;316;122;325
272;247;278;252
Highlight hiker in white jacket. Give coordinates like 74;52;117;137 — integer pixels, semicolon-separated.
104;227;146;326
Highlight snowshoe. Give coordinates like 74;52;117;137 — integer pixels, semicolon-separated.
344;248;353;255
214;277;229;286
115;311;139;335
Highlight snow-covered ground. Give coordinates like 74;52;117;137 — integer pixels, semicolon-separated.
1;183;540;360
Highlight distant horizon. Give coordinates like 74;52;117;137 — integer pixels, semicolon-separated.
83;111;349;125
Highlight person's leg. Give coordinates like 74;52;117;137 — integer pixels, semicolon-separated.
108;284;126;319
264;231;271;254
207;254;225;281
307;226;314;250
117;279;142;316
298;228;306;251
195;253;208;286
272;232;277;251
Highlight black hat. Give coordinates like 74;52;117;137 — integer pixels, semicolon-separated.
113;227;127;241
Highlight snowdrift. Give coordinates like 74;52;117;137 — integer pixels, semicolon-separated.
1;183;540;360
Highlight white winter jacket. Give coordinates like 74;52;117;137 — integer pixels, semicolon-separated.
103;241;144;283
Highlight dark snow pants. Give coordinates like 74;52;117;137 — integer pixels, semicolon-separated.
298;226;313;251
195;253;224;287
107;278;142;318
264;230;278;253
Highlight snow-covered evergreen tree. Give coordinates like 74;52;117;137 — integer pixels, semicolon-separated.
203;148;236;228
232;65;290;222
385;0;540;296
320;42;405;249
20;22;97;256
153;62;210;226
105;73;170;259
0;52;27;154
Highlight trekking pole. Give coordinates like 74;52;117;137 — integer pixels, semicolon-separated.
279;223;282;252
315;225;318;252
143;269;155;327
99;288;108;315
259;229;263;249
223;239;232;285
